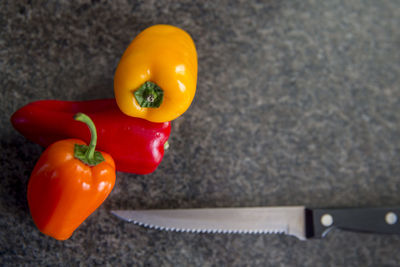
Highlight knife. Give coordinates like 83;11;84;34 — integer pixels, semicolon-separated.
111;206;400;240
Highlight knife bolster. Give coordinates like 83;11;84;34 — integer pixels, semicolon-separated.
305;208;315;238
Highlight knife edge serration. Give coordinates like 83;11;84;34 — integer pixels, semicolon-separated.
130;220;287;235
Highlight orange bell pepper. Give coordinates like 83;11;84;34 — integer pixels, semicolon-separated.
114;24;198;122
27;113;116;240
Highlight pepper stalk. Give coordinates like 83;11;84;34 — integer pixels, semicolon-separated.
73;112;105;166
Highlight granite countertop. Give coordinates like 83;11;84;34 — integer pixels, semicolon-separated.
1;1;400;266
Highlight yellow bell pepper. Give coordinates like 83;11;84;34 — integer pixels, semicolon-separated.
114;24;198;123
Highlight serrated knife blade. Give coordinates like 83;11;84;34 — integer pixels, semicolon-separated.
111;206;400;240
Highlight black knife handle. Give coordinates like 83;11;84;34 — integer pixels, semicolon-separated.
306;207;400;238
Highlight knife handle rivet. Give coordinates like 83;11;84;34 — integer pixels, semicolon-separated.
321;214;333;227
385;212;397;225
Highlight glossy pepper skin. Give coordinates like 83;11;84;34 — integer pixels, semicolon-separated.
28;113;116;240
114;24;198;122
11;99;171;174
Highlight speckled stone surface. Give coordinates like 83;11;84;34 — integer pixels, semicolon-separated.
1;0;400;266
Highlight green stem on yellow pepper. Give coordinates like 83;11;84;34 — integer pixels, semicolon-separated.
134;81;164;108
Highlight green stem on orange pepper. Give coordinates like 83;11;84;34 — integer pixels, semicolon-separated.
73;112;104;166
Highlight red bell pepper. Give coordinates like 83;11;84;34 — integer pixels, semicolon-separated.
11;99;171;174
